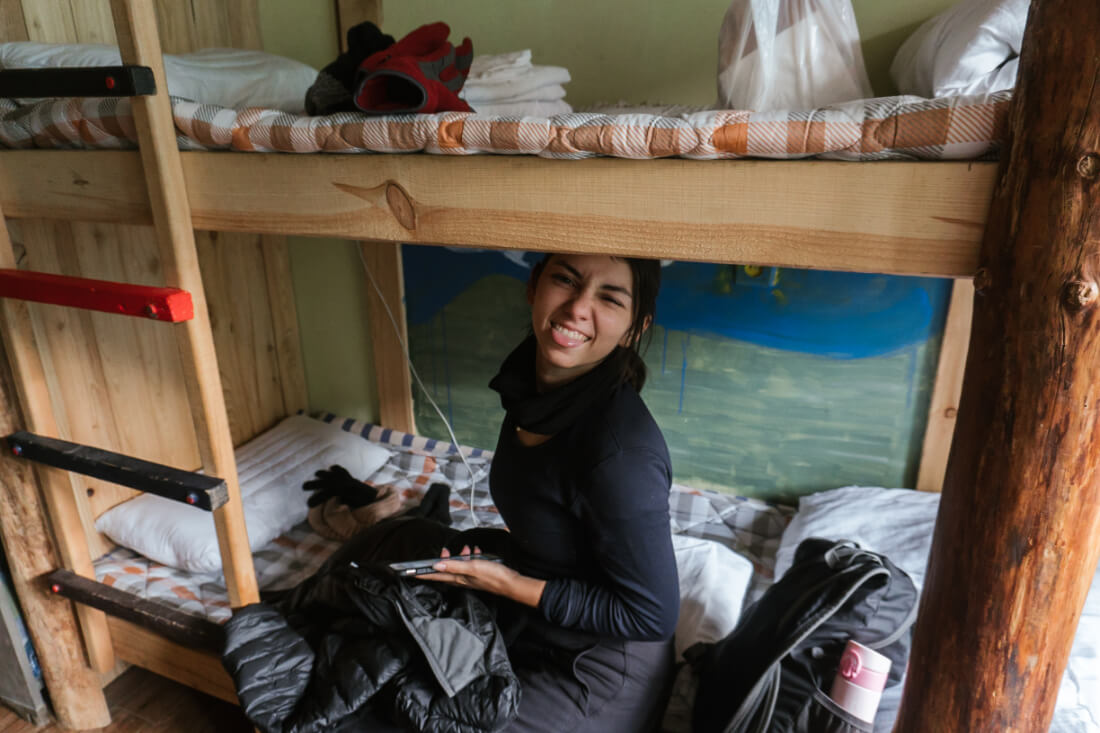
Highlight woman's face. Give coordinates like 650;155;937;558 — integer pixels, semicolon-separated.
527;254;639;388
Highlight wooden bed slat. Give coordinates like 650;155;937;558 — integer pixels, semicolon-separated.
6;431;228;510
46;569;224;652
107;616;238;704
0;268;193;321
0;151;995;279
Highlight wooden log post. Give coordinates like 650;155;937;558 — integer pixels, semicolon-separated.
895;1;1100;730
0;337;111;728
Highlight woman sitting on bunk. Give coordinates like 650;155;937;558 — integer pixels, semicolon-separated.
423;252;680;733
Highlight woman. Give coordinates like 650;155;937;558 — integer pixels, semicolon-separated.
426;253;680;733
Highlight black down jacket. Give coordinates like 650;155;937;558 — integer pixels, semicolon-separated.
222;561;521;733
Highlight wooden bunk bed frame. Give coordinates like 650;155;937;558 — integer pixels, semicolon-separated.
0;0;1094;730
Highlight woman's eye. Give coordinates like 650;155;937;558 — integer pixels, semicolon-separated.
552;274;574;286
602;296;624;308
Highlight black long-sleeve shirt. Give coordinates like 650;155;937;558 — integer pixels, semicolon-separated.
488;383;679;641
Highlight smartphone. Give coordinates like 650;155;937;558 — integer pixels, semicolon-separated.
387;554;503;576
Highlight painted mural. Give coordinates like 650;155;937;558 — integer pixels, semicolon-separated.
403;245;950;502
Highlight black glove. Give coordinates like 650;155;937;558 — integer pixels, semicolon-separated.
302;465;379;508
305;21;396;115
405;482;452;526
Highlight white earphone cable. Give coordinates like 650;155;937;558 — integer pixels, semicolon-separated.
356;245;482;527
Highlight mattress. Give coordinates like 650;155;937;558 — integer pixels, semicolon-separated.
92;415;1097;732
0;90;1009;161
93;413;792;623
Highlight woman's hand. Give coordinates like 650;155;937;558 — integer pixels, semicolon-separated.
420;545;546;608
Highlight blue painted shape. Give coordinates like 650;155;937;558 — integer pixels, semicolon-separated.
657;262;951;358
402;247;951;359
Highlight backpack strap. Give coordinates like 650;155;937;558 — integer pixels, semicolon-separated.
721;562;891;733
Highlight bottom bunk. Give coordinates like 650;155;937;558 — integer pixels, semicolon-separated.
58;414;1100;732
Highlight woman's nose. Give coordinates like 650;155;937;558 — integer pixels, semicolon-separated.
563;289;595;319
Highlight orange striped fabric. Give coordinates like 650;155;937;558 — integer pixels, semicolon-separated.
0;91;1011;161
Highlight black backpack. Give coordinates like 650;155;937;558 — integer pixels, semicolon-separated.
688;538;919;733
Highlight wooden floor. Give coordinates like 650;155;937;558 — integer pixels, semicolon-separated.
0;666;253;732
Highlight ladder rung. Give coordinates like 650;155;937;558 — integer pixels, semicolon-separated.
6;432;226;511
46;570;223;652
0;66;156;98
0;270;192;321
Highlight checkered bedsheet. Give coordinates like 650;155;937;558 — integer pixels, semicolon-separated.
93;414;793;622
0;91;1008;161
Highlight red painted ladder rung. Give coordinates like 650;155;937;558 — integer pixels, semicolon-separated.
0;269;192;322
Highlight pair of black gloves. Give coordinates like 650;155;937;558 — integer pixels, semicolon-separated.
303;465;453;525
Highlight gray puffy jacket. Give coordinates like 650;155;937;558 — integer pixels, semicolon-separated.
222;561;521;733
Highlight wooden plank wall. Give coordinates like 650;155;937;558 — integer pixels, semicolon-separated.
0;0;306;557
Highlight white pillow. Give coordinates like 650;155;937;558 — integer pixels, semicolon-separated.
890;0;1028;98
774;485;940;591
0;42;318;113
95;415;392;574
671;533;754;661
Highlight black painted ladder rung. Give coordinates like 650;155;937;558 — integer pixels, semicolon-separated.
46;569;223;652
0;66;156;98
6;431;226;511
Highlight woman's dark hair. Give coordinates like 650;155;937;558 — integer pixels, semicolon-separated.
531;254;661;392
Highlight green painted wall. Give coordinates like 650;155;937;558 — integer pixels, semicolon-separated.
407;273;940;500
257;0;962;435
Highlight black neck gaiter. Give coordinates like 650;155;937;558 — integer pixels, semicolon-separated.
488;335;626;435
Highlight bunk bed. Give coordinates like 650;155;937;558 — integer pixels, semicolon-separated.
0;0;1095;731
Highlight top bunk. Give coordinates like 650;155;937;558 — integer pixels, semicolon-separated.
0;2;1007;278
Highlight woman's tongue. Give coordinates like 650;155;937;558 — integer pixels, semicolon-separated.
552;323;588;348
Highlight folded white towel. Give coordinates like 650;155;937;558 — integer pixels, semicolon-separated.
468;50;533;81
463;83;566;104
470;99;573;117
462;65;571;103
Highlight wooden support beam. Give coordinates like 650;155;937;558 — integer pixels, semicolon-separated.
0;256;111;727
0;268;193;321
915;278;974;492
46;569;224;652
896;1;1100;730
360;240;415;434
0;151;996;279
0;214;116;678
7;431;227;510
110;0;258;607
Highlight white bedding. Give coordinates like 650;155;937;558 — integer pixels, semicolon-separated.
0;42;317;113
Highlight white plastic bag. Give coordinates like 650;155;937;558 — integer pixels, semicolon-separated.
890;0;1029;99
716;0;872;111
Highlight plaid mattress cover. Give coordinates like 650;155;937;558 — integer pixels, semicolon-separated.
0;90;1009;161
93;413;793;623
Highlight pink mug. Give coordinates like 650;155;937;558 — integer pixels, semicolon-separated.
828;639;891;723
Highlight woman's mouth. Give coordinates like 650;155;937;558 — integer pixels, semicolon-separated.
551;322;590;347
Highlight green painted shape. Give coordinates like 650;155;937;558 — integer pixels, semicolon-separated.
409;275;939;500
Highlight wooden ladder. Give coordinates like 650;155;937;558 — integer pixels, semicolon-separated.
0;0;259;715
